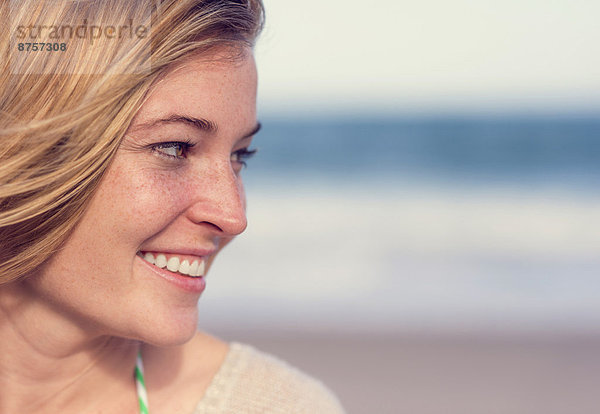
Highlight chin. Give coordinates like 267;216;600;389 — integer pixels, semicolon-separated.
128;309;200;347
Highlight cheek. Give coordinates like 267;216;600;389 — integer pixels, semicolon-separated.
241;180;247;211
96;161;189;246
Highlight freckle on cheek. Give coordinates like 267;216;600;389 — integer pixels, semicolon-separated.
179;180;197;197
129;171;187;215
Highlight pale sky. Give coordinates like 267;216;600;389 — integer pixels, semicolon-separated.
255;0;600;115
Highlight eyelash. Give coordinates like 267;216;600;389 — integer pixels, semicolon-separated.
150;140;195;159
232;148;258;168
150;141;258;167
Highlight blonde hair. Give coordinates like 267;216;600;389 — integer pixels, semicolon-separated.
0;0;264;284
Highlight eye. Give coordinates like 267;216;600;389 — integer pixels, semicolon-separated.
150;141;194;159
231;147;258;168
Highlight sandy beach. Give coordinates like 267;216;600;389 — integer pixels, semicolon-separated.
211;328;600;414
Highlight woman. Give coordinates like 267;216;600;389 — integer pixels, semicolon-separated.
0;1;345;413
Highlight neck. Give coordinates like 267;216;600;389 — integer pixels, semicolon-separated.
0;281;140;414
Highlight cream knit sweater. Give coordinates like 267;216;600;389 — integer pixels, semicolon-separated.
192;342;346;414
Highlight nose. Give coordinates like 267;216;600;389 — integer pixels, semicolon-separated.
185;160;248;237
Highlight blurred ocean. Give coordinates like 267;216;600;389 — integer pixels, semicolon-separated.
199;116;600;334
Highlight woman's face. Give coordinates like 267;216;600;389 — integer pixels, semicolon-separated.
24;50;258;345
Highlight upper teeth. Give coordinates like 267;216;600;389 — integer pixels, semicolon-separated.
141;253;205;277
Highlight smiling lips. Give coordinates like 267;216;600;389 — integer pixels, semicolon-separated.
138;252;206;277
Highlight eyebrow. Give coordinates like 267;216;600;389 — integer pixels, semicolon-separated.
242;122;262;140
133;114;261;140
135;115;217;133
